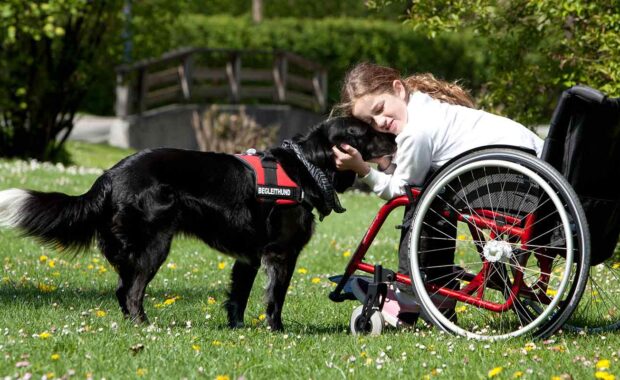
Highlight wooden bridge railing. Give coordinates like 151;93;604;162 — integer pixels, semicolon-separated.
115;47;328;116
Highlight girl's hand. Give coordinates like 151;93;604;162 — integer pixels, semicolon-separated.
332;144;370;177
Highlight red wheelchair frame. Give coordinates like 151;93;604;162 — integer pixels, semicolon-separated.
329;190;555;317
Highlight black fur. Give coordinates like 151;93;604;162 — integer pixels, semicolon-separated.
10;117;395;330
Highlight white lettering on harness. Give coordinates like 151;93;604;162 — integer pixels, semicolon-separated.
257;186;292;197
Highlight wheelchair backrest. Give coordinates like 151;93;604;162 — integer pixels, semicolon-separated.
542;85;620;265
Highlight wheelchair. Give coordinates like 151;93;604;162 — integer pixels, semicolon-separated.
329;85;620;340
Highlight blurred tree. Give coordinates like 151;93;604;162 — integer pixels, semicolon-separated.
371;0;620;124
0;0;122;161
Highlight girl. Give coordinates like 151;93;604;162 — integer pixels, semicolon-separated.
332;62;543;320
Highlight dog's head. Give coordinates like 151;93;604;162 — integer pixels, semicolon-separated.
294;117;396;192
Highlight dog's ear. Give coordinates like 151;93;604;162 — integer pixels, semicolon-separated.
332;171;356;193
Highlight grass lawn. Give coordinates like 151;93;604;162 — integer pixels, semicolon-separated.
0;142;618;379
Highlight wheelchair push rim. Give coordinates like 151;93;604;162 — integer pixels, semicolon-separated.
409;150;590;340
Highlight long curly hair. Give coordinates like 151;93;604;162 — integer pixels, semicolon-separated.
333;62;474;116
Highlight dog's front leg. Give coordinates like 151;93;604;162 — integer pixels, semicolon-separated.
225;259;260;328
262;248;300;331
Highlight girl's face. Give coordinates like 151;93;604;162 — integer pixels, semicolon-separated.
352;80;408;135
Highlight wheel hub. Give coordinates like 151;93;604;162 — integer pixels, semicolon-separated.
483;240;513;262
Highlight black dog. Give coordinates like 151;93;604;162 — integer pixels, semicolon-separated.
0;117;395;330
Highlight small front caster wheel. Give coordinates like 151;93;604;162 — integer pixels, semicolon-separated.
350;305;384;336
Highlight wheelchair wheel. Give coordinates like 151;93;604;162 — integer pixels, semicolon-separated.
408;148;590;340
350;305;384;336
565;251;620;332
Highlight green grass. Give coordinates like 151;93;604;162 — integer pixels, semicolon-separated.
1;144;619;379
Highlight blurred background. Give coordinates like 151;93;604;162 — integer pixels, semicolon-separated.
1;0;619;163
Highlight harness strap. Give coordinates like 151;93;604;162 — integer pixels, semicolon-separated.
236;153;303;205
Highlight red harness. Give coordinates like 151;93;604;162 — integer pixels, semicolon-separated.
236;153;303;206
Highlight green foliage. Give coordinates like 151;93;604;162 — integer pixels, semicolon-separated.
132;15;488;108
382;0;620;124
0;0;122;161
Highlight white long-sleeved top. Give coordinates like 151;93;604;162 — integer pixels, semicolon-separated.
360;91;544;200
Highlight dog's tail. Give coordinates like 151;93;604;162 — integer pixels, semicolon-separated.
0;174;112;252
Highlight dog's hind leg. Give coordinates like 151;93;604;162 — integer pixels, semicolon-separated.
124;233;174;324
101;230;174;324
262;247;301;331
225;259;260;328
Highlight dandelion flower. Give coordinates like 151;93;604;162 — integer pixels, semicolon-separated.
488;366;503;378
207;297;216;305
215;376;230;380
39;331;52;339
96;310;107;317
513;371;523;378
311;277;321;284
595;372;615;380
167;263;177;270
596;359;611;370
192;344;200;352
163;296;179;305
136;368;147;377
51;354;60;360
343;250;351;257
297;268;308;274
218;262;226;270
39;255;48;262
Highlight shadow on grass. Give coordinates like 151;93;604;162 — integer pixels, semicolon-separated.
0;284;228;309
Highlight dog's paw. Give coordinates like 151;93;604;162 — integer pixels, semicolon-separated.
228;320;245;329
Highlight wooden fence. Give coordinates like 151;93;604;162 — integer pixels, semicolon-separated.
115;47;328;116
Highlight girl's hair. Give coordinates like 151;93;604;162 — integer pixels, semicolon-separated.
333;62;474;116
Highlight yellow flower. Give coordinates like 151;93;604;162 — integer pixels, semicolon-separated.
87;264;94;270
39;255;48;262
524;342;536;351
343;250;351;257
136;368;147;377
96;310;107;317
163;296;179;305
488;366;503;378
39;331;52;339
258;314;266;321
212;340;222;346
215;376;230;380
597;359;611;370
612;262;620;269
297;268;308;274
488;367;504;377
48;260;55;268
167;263;177;270
595;372;615;380
546;288;557;296
457;234;467;241
311;277;321;284
51;353;60;361
98;266;107;274
192;344;200;351
207;297;216;305
513;371;523;378
92;258;100;264
455;305;467;313
38;283;57;293
218;262;227;270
